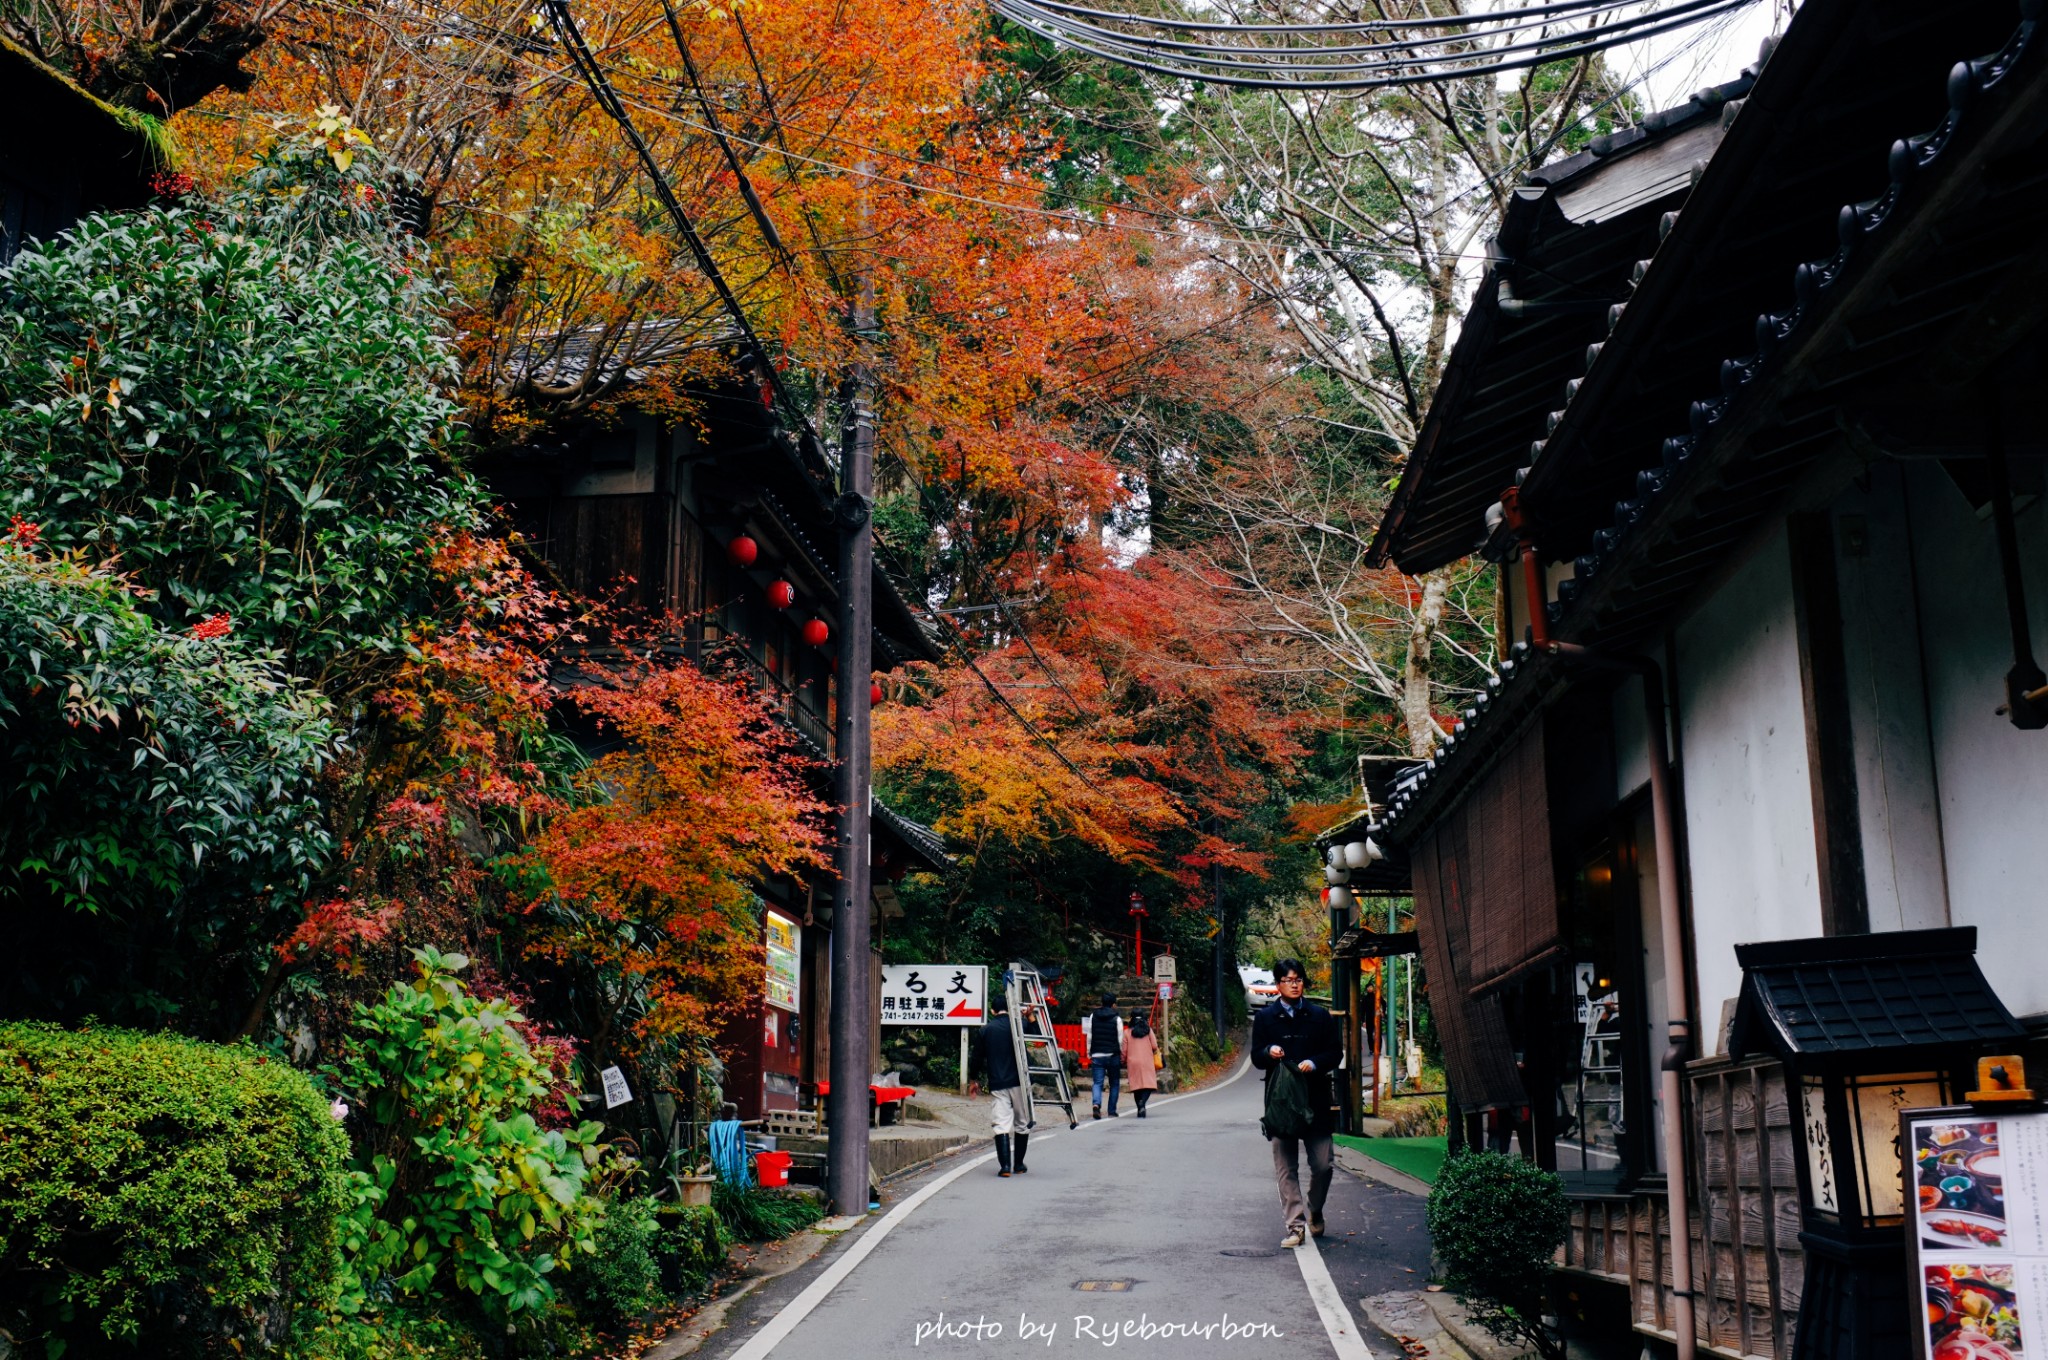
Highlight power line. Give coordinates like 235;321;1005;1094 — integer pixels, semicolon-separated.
989;0;1758;91
1021;0;1696;35
538;0;827;448
1010;0;1720;60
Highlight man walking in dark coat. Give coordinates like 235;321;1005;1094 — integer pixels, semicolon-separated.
1084;991;1126;1119
968;994;1031;1176
1250;958;1342;1247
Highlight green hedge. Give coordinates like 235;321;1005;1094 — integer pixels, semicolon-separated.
0;1022;350;1352
1426;1150;1570;1359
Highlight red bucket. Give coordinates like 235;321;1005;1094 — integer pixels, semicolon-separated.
754;1150;792;1188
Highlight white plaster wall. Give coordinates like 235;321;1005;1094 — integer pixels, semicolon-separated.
1904;460;2048;1018
1673;523;1826;1053
1832;464;1951;933
1613;680;1652;800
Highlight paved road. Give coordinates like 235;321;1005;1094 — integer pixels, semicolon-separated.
703;1059;1432;1360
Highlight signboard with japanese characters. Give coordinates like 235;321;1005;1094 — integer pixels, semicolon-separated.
1903;1104;2048;1359
764;911;800;1013
880;964;986;1026
600;1066;633;1110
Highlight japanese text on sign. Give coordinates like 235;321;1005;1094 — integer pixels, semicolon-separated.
880;964;987;1026
600;1066;633;1109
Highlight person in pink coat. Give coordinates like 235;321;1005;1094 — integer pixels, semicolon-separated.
1122;1015;1160;1117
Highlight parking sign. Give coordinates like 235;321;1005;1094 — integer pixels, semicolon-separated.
879;964;987;1026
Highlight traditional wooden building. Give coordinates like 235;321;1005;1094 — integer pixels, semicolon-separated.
0;35;156;261
482;359;949;1118
1336;1;2048;1355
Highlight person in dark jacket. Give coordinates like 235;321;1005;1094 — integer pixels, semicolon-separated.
1084;991;1126;1119
1250;958;1342;1247
968;994;1031;1176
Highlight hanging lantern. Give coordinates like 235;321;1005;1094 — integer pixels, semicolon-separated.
1366;837;1384;863
767;579;796;610
1343;840;1373;869
802;617;830;647
727;535;759;567
1325;865;1347;886
1329;886;1354;912
869;681;884;705
1325;844;1345;870
1320;886;1331;905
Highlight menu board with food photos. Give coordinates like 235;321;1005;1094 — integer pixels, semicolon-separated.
1905;1106;2048;1360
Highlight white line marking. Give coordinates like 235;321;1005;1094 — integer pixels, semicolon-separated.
1296;1234;1379;1360
731;1051;1257;1356
726;1148;998;1360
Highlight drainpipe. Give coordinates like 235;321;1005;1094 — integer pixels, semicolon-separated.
1547;641;1695;1360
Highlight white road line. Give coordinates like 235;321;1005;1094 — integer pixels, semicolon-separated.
1295;1234;1379;1360
726;1146;999;1360
731;1051;1256;1356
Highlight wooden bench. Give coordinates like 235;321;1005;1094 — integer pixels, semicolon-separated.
813;1081;917;1127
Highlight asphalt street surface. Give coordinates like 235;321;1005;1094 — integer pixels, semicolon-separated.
700;1056;1434;1360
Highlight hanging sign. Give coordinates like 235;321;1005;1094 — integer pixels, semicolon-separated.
765;911;800;1013
600;1066;633;1110
1153;954;1177;981
879;964;986;1026
1903;1102;2048;1358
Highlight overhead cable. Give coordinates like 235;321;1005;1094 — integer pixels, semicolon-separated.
989;0;1760;91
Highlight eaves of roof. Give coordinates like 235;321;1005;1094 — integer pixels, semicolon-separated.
1369;0;2048;850
1501;0;2027;566
873;797;953;874
1543;3;2048;650
1368;70;1756;574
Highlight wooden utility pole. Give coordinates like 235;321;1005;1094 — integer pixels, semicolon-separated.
826;172;878;1217
1210;857;1225;1042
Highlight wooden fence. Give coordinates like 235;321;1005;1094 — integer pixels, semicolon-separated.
1556;1054;1804;1358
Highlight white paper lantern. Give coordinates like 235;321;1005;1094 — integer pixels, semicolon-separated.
1325;865;1346;885
1327;886;1353;911
1325;844;1345;869
1342;840;1372;869
1365;838;1384;863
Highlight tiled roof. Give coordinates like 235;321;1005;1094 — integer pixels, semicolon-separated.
1728;928;2023;1064
1368;68;1757;573
1371;0;2046;849
873;797;952;873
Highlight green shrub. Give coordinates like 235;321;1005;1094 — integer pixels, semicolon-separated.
291;1308;487;1360
712;1183;826;1242
331;948;607;1328
0;1022;349;1353
1426;1150;1570;1359
654;1205;729;1295
1388;1095;1448;1138
0;119;481;678
566;1196;663;1327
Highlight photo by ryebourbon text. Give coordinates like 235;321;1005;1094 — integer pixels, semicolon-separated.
912;1312;1285;1347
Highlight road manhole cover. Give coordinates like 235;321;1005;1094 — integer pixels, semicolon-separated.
1218;1247;1282;1258
1074;1280;1134;1292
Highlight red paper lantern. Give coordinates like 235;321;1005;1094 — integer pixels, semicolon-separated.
1320;886;1331;905
767;579;795;610
869;681;884;705
802;618;830;647
727;535;758;568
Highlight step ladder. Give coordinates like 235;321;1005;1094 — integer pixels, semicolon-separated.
1004;961;1079;1130
1576;993;1625;1139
